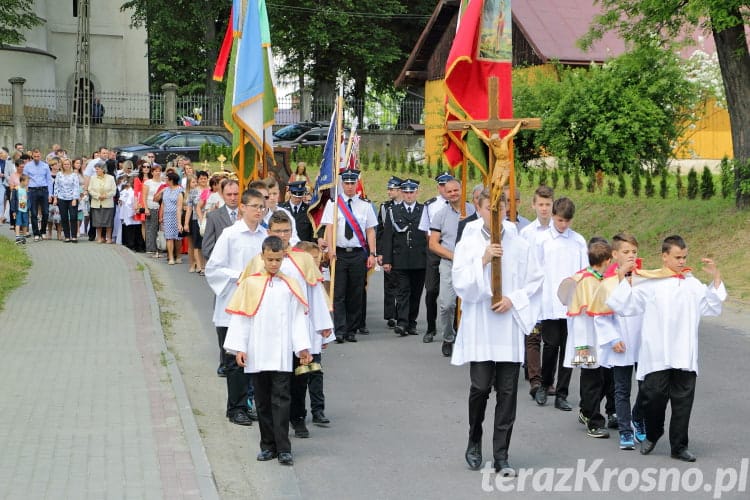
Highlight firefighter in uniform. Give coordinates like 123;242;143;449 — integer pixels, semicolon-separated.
376;176;403;329
280;180;316;242
381;179;427;336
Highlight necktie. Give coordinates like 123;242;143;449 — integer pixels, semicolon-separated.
293;205;298;215
407;205;412;214
345;199;354;240
230;209;236;222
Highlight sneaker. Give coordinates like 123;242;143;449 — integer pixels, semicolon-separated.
632;420;647;443
586;427;610;439
15;237;23;245
246;399;258;421
607;413;618;429
577;410;589;426
619;431;636;450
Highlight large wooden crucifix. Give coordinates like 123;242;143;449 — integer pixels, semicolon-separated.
446;76;541;303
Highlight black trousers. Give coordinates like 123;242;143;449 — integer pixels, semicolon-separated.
122;223;145;251
57;199;78;239
383;267;398;321
360;277;368;329
333;249;367;337
469;362;520;461
394;268;425;330
253;371;293;454
216;326;252;417
423;250;441;333
290;353;324;421
28;187;49;236
640;369;696;454
579;367;606;430
602;366;616;415
541;319;572;398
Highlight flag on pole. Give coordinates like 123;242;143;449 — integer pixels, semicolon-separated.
444;0;513;177
219;0;277;189
307;107;338;232
213;8;234;82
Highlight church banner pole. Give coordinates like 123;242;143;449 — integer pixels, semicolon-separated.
328;90;344;298
239;127;246;193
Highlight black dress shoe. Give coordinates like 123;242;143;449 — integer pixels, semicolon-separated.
671;449;696;462
494;460;516;477
554;397;572;411
441;341;453;357
407;328;418;335
228;412;253;426
257;449;278;461
423;331;435;343
291;419;310;438
607;413;618;429
535;387;548;406
529;385;541;400
394;326;407;336
312;412;330;426
335;337;345;344
387;319;396;328
465;440;482;470
358;327;369;335
278;452;294;465
345;334;358;343
640;439;657;455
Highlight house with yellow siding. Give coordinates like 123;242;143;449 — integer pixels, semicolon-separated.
396;0;733;166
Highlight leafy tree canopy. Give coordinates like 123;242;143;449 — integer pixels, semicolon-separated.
580;0;750;207
121;0;229;94
513;45;700;174
0;0;43;46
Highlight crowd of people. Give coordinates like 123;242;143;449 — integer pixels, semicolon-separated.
1;143;728;475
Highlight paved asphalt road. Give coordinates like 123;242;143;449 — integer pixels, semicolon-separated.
151;257;750;500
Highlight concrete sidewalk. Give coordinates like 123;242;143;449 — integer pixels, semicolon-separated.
0;238;217;500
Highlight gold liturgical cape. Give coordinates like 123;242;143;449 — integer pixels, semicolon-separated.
226;270;307;317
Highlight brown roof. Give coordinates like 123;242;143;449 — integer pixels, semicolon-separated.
396;0;743;85
395;0;460;87
512;0;627;64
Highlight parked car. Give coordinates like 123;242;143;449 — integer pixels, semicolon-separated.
114;130;230;164
274;126;348;150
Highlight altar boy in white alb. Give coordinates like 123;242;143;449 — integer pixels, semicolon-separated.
224;236;313;467
606;235;726;462
451;190;543;477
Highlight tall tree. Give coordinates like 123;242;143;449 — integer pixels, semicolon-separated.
0;0;42;46
121;0;229;94
581;0;750;208
268;0;433;125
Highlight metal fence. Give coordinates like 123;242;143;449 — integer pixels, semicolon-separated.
4;88;425;130
275;95;425;130
0;88;12;121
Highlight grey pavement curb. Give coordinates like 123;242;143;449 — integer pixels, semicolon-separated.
141;264;221;500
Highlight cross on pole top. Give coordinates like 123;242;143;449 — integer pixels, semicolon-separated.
446;76;542;302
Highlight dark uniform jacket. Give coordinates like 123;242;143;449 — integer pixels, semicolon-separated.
376;199;398;256
279;200;315;242
381;202;427;270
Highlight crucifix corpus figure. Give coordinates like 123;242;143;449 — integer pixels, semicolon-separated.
469;120;524;211
446;77;540;302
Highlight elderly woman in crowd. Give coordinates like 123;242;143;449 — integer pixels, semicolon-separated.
53;158;81;242
87;161;117;243
154;170;184;265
